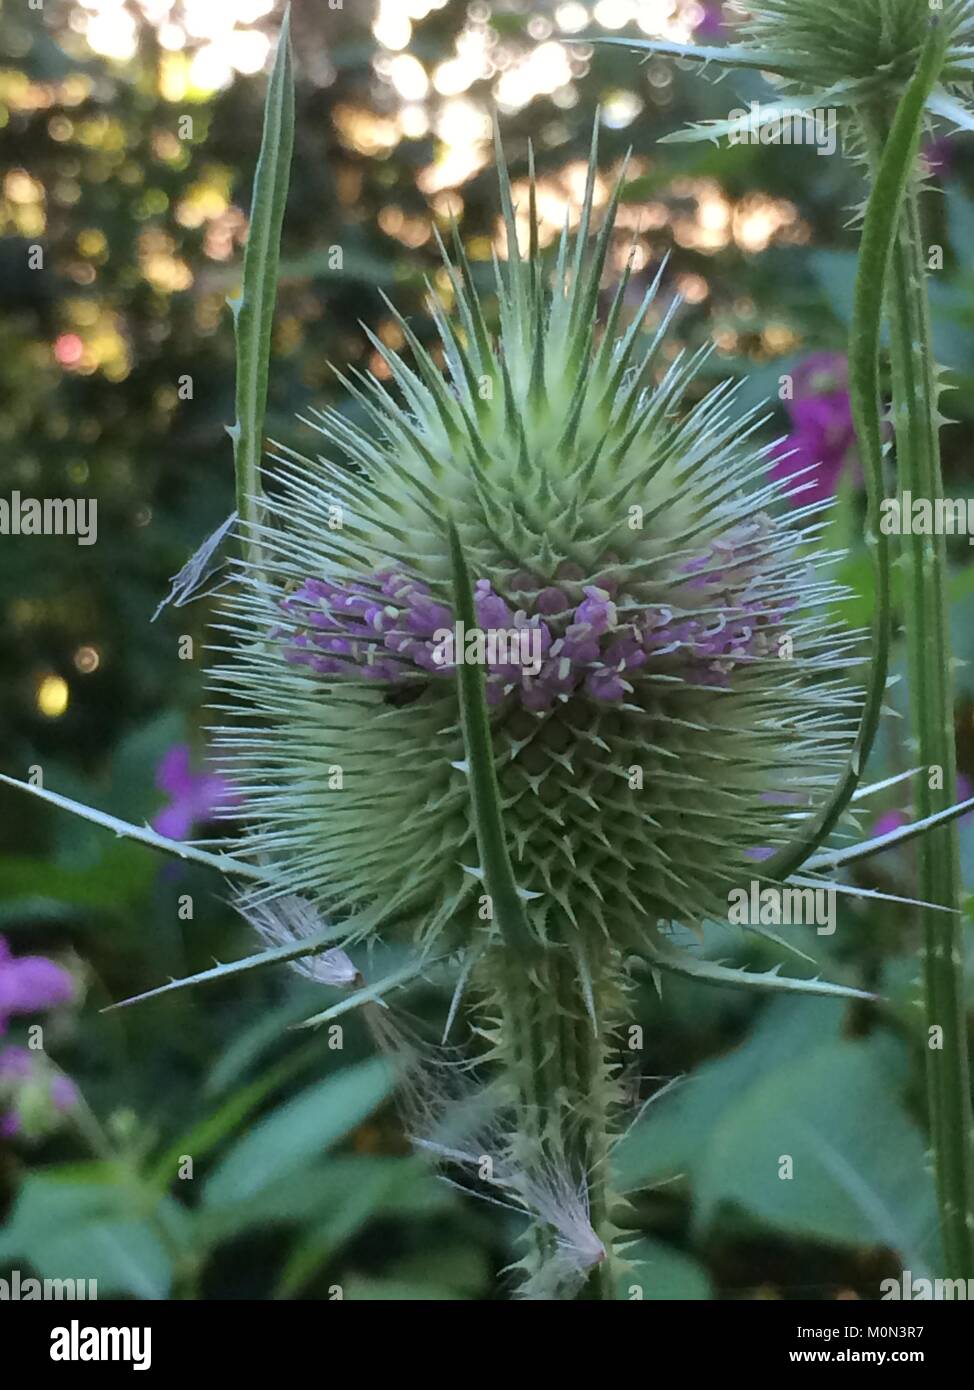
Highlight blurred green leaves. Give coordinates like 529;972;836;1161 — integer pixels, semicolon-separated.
202;1057;392;1206
617;999;940;1277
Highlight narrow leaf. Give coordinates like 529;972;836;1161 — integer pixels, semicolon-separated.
101;919;355;1012
0;774;268;882
806;795;974;873
851;767;923;802
230;7;295;560
569;35;810;78
296;955;446;1029
927;88;974;134
658;90;854;147
637;933;875;1002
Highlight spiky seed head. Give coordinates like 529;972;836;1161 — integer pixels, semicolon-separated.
211;133;860;974
736;0;974;93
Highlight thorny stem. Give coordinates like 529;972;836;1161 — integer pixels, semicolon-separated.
861;108;974;1280
490;941;621;1299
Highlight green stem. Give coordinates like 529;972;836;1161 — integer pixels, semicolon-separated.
861;110;974;1280
488;942;621;1300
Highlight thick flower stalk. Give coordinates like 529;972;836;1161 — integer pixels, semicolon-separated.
591;0;974;1282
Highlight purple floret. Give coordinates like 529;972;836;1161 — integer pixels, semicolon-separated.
278;531;785;713
0;937;74;1034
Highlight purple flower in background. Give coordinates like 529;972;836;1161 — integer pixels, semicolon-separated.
0;1045;78;1138
153;743;242;839
770;353;857;505
871;774;974;842
871;807;909;839
0;936;74;1034
0;940;77;1137
923;134;954;181
694;2;726;38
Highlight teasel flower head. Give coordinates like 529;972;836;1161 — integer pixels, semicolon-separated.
737;0;974;92
590;1;974;157
210;130;862;986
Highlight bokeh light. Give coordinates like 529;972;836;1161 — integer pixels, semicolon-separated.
36;675;70;719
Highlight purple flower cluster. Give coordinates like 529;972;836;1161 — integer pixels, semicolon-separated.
0;1046;78;1138
152;742;243;840
280;536;782;713
0;936;74;1034
280;571;454;685
0;935;77;1138
694;3;726;39
770;352;856;505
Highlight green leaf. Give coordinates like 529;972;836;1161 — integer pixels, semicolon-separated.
105;710;187;824
150;1043;319;1186
32;1220;173;1300
615;1002;940;1271
575;35;810;78
0;849;154;914
273;1157;448;1296
694;1035;939;1269
618;1238;713;1301
296;953;446;1029
928;88;974;135
0;1172;172;1299
337;1245;488;1300
614;998;848;1192
658;88;857;148
195;1156;449;1257
102;917;355;1012
637;929;875;1002
805;794;974;872
339;1275;466;1300
203;992;328;1095
202;1057;393;1206
230;6;295;555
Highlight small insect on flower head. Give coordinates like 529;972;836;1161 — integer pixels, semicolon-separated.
211;126;861;984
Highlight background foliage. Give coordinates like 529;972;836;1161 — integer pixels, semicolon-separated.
2;0;974;1299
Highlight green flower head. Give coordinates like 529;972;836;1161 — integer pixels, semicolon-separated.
737;0;974;90
211;132;860;978
594;0;974;148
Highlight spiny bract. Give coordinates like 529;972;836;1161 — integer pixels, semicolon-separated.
211;136;861;976
737;0;974;92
